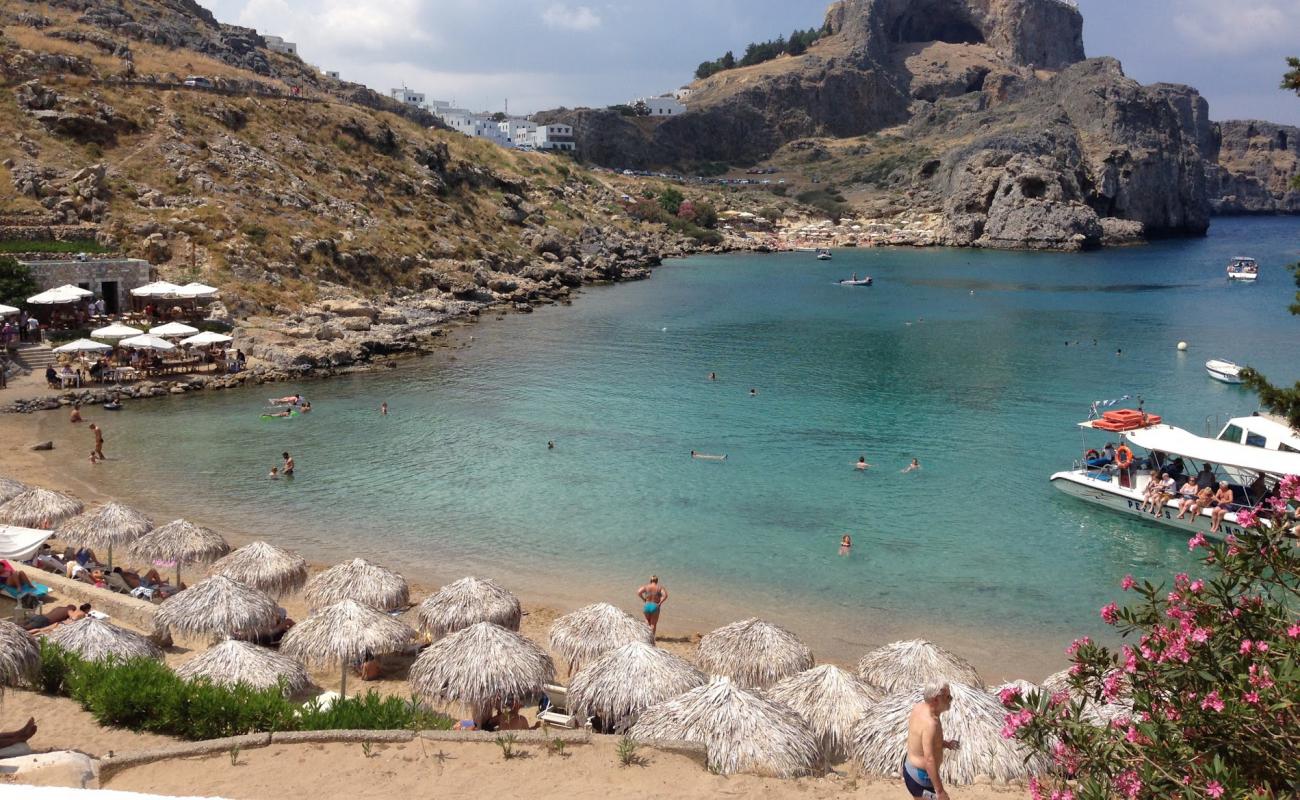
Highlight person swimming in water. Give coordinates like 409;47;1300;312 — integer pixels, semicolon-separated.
903;458;921;473
839;534;852;556
708;372;716;381
637;575;668;641
380;402;388;416
749;388;757;396
547;440;555;450
856;456;870;470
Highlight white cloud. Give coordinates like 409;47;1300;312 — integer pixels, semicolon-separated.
541;3;602;31
1172;0;1296;54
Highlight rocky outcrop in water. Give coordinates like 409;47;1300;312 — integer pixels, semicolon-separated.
1208;120;1300;214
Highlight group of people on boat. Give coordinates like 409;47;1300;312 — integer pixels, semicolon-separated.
1139;462;1241;533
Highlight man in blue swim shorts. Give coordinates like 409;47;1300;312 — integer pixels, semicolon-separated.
636;575;668;641
903;681;959;799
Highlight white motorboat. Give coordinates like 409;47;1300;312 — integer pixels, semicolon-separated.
815;248;832;260
1205;359;1244;384
1226;256;1259;281
1050;411;1300;542
838;277;873;286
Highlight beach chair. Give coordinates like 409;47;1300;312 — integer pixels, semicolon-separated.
536;683;587;729
0;582;50;605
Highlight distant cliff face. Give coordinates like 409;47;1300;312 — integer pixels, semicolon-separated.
1209;120;1300;214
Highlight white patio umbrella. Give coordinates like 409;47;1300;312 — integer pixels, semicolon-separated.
180;331;233;347
179;282;219;298
28;284;92;305
149;322;199;337
91;323;144;341
130;281;183;298
53;339;112;354
0;304;19;316
120;334;175;351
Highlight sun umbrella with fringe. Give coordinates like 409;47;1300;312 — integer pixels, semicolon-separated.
568;641;705;730
0;477;28;505
1;620;40;691
209;541;308;598
857;640;984;692
130;518;229;584
304;558;409;611
549;602;653;672
767;664;882;762
0;488;84;529
175;639;309;695
53;338;112;354
409;621;554;723
48;617;163;663
55;501;153;568
629;677;821;777
155;575;280;641
850;681;1048;784
696;618;814;689
280;599;415;697
415;576;520;639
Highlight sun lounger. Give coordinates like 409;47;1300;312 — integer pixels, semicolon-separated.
0;583;49;603
536;683;588;729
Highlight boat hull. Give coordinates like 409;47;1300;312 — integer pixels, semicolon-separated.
1227;273;1258;281
1050;470;1248;542
1206;368;1243;384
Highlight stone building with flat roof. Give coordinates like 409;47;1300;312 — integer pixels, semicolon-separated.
18;258;153;315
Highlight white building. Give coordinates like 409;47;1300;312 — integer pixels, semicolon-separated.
263;35;298;56
426;99;452;113
391;87;426;108
438;109;509;145
323;70;340;80
529;124;575;151
498;118;538;146
637;94;686;116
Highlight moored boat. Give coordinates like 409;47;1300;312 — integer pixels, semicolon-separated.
1205;359;1243;384
1226;256;1259;281
815;248;832;260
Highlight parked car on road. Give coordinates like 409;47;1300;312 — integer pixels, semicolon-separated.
182;76;213;89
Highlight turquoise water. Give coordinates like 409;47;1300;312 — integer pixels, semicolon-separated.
83;217;1300;672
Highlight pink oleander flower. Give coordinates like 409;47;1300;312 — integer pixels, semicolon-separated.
1122;645;1138;674
1188;533;1207;550
1279;474;1300;498
1066;636;1092;656
1103;671;1124;701
1266;496;1288;514
1100;602;1120;624
1029;777;1044;800
1236;508;1259;527
1114;769;1142;800
1243;691;1260;705
1206;781;1225;798
1255;641;1269;653
1121;574;1136;590
1190;627;1210;644
1288;623;1300;639
1240;639;1253;654
1200;691;1224;712
1189;579;1204;593
998;686;1022;706
1001;708;1035;739
1049;789;1075;800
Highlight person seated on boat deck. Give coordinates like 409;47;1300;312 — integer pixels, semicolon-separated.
1245;473;1269;506
1175;477;1201;519
1149;473;1177;517
1139;474;1166;514
1195;463;1217;491
1100;442;1117;466
1189;484;1216;519
1209;482;1237;534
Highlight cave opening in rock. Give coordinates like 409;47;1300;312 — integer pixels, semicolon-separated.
1020;176;1048;199
1279;130;1289;151
888;1;985;45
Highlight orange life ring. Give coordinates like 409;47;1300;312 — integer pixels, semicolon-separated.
1115;445;1134;468
1085;449;1101;460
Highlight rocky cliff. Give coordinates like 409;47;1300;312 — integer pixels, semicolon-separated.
1209;120;1300;213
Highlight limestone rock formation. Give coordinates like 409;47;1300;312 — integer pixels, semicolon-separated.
1209;121;1300;214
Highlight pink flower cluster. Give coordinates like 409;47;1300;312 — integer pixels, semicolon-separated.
1236;508;1259;528
1103;671;1125;701
1280;474;1300;499
1206;780;1225;798
1001;707;1036;739
1200;691;1224;712
1113;769;1143;800
1248;664;1274;690
1188;532;1207;551
1121;574;1136;590
1065;636;1092;656
1100;602;1120;624
997;685;1022;707
1289;622;1300;639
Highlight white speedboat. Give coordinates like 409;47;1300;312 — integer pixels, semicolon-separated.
816;248;832;260
1226;256;1259;281
838;273;873;286
1205;359;1244;384
1050;411;1300;541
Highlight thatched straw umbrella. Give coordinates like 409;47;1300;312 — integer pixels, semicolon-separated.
0;620;40;691
55;501;153;567
1041;668;1132;725
130;519;230;585
48;617;163;663
568;641;706;730
416;576;521;639
549;603;653;672
696;618;814;689
155;575;280;641
850;682;1047;784
210;541;308;598
629;677;821;777
857;640;984;692
767;665;882;762
990;679;1040;699
280;599;415;697
409;621;554;724
304;558;409;611
0;477;28;505
0;488;84;529
175;639;309;695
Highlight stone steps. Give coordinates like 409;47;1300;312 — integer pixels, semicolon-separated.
10;342;57;370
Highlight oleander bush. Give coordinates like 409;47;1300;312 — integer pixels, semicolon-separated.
37;641;451;739
1001;475;1300;799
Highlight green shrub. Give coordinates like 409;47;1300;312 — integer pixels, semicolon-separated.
36;640;77;695
299;692;449;732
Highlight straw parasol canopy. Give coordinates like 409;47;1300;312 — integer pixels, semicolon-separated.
0;487;85;528
130;518;230;584
857;640;984;692
767;665;882;762
155;575;280;641
409;621;554;722
568;641;706;730
54;338;112;354
280;599;414;696
48;617;163;663
0;620;40;691
55;501;153;567
549;602;653;672
0;477;28;505
1041;668;1132;725
175;639;309;695
696;618;814;689
990;679;1040;699
850;682;1047;784
629;677;821;777
209;541;308;598
415;576;519;638
304;558;409;611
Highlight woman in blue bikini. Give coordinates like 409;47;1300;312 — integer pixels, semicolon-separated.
637;575;668;641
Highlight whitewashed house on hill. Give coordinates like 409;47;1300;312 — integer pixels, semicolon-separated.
637;94;685;116
263;35;297;55
391;87;426;108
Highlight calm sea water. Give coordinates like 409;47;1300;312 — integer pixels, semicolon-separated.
83;216;1300;673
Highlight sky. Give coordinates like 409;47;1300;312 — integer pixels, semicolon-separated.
200;0;1300;124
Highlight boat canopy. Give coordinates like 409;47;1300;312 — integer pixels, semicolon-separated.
1124;425;1300;476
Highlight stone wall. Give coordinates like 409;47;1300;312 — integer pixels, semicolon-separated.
19;258;153;311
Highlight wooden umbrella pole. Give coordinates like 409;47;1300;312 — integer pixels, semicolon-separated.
340;664;348;699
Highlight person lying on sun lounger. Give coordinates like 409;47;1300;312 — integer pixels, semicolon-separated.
23;604;90;634
1;560;36;593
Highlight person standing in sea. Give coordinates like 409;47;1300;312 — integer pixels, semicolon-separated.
637;575;668;641
839;534;852;556
282;451;294;477
380;402;388;416
89;423;104;460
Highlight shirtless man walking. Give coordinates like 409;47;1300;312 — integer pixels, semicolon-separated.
636;575;668;641
903;681;958;799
